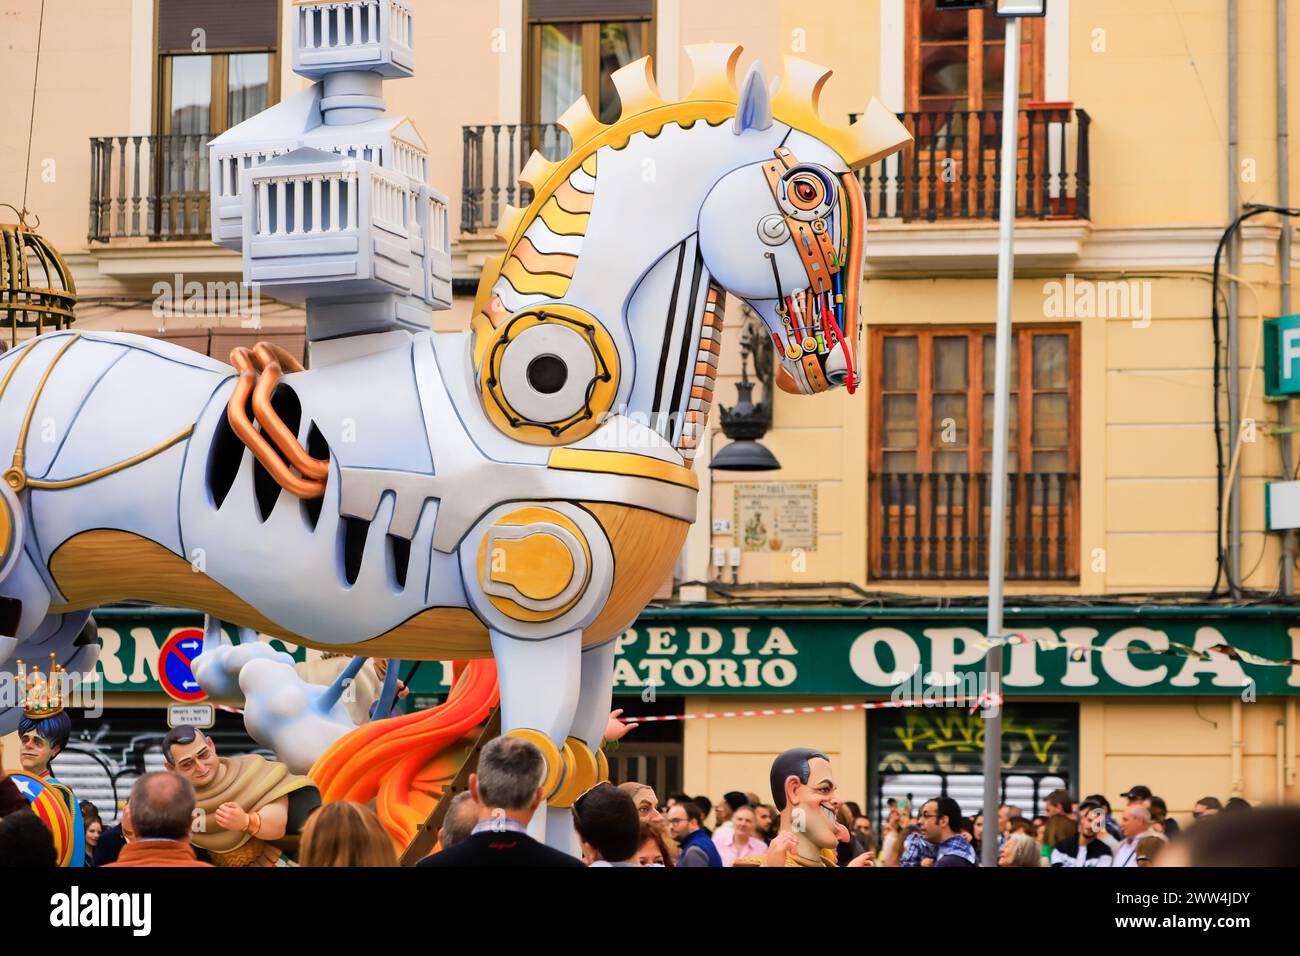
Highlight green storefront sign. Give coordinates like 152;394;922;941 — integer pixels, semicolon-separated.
1265;313;1300;396
92;606;1300;698
610;608;1300;696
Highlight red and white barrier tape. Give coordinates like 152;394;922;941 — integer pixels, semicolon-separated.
214;695;1003;725
622;693;1002;724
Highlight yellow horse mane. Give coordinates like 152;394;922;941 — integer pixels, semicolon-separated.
470;42;911;333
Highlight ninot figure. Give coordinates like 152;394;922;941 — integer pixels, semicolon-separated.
8;654;84;867
735;747;866;867
162;724;321;867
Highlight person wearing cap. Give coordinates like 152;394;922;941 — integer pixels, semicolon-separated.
1121;784;1152;806
1123;784;1180;839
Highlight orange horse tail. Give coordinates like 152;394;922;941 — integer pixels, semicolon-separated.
310;659;500;849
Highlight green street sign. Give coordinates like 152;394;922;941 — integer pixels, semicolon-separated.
1264;314;1300;396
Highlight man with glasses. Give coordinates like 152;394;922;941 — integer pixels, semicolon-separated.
665;799;722;866
913;797;977;867
163;724;319;866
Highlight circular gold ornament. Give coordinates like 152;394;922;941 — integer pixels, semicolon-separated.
477;305;619;446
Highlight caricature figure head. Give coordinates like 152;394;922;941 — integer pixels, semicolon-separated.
769;746;847;851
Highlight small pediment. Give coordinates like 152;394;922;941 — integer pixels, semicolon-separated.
210;85;321;149
388;116;428;153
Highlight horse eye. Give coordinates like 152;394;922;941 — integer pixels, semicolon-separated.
780;167;833;220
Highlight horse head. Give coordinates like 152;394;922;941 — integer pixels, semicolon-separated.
697;56;910;396
471;45;910;460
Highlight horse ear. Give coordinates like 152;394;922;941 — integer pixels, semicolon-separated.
734;61;773;134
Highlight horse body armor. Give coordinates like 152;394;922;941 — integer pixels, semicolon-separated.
0;329;693;671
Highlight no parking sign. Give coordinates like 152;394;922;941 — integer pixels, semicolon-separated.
158;628;207;702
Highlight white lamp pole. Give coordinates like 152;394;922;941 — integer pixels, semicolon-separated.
980;6;1025;868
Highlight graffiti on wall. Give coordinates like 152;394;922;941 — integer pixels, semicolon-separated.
877;709;1067;776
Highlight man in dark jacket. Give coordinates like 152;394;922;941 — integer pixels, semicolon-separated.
91;822;127;866
917;797;977;867
1050;801;1118;866
666;800;722;866
418;736;583;867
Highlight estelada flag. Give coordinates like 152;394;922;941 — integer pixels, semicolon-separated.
8;771;75;866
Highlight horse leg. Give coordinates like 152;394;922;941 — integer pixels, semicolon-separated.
548;637;619;856
488;627;582;849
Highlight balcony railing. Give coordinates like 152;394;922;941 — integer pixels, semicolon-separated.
868;471;1079;581
460;105;1090;234
853;105;1090;223
461;123;571;234
88;134;210;242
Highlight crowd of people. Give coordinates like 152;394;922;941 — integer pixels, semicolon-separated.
4;727;1297;868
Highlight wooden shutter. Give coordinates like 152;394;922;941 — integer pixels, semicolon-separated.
158;0;279;52
527;0;652;21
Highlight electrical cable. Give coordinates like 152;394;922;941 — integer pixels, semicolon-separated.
20;0;46;220
1217;269;1266;592
1209;204;1300;598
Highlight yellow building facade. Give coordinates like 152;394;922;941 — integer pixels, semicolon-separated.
2;0;1299;826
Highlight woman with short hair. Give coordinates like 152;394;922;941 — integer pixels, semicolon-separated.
998;831;1041;867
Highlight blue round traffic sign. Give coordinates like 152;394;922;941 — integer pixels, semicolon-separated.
159;628;207;702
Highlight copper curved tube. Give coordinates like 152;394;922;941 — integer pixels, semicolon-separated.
250;343;330;481
839;171;866;392
253;340;306;374
227;346;325;499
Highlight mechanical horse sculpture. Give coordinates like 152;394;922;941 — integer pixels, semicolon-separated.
0;3;908;855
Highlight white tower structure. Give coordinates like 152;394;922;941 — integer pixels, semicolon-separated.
209;0;450;339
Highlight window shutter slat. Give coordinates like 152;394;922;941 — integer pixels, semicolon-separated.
528;0;652;21
158;0;279;52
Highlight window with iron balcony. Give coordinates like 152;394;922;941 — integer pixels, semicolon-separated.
88;0;281;243
854;0;1090;224
868;326;1080;581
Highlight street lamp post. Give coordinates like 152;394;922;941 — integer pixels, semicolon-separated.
979;0;1045;868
